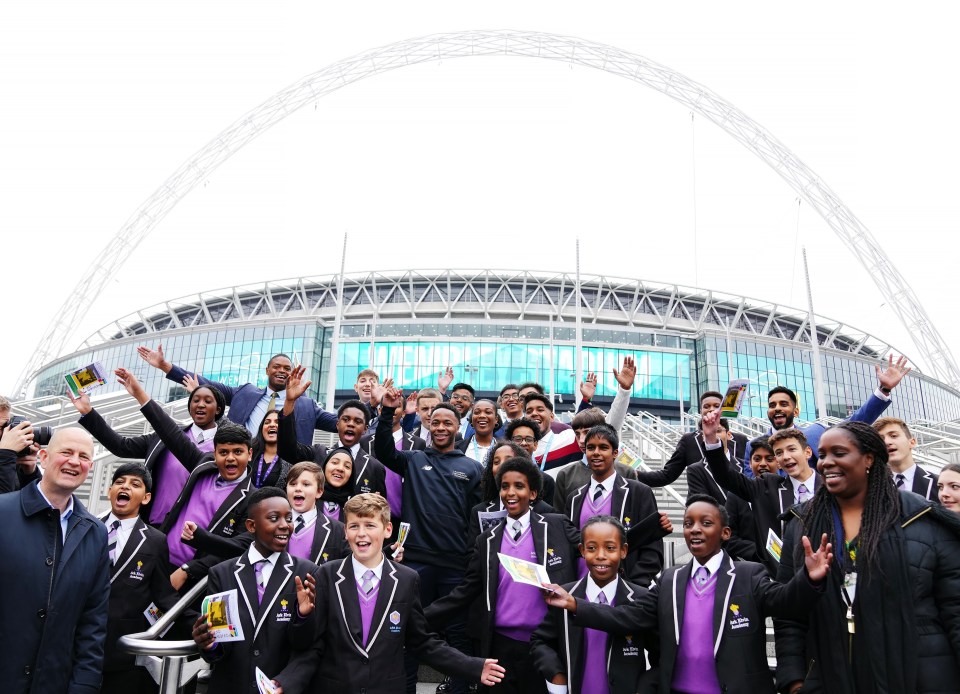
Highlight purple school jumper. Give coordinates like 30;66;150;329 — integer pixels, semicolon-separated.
577;489;614;577
358;579;381;646
322;502;341;520
167;473;241;566
287;519;317;561
494;525;545;642
385;436;403;517
581;590;615;694
671;570;722;694
149;431;215;524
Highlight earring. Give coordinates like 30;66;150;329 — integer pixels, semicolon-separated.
866;467;872;474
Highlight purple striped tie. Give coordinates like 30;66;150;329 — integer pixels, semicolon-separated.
254;560;268;603
107;520;120;564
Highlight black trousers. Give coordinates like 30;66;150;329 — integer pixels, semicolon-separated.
484;633;546;694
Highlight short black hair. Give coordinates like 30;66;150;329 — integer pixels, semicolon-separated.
191;384;227;422
338;399;371;424
495;456;543;498
584;424;618;450
505;417;542;441
523;392;553;412
768;386;798;406
581;514;627;545
247;486;289;514
700;390;723;403
451;383;476;397
685;493;730;527
430;402;461;422
499;383;519;397
268;353;292;366
750;435;774;456
214;420;253;447
518;382;545;395
480;442;530;502
112;462;153;492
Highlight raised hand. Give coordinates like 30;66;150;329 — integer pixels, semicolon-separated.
700;409;721;444
67;390;93;415
191;614;216;651
115;368;150;405
381;383;403;409
438;366;455;393
285;365;312;402
370;382;387;407
136;343;172;373
802;533;834;582
613;356;637;391
479;660;506;687
579;372;598;401
182;373;201;394
877;354;911;393
295;573;317;616
540;583;577;611
405;390;419;415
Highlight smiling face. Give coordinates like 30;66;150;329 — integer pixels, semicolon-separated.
324;452;353;488
471;401;497;437
490;445;515;479
246;496;292;555
449;388;474;417
510;425;538;456
416;397;441;432
585;434;616;480
683;501;730;561
260;411;279;444
287;470;323;514
499;388;522;418
189;387;220;428
524;400;554;435
500;470;536;519
38;428;95;497
429;407;460;452
345;512;391;566
772;436;813;480
214;441;251;481
938;469;960;512
767;393;799;430
337;407;368;448
817;428;872;501
700;395;722;415
265;355;293;392
354;374;378;402
750;447;779;476
108;473;151;519
580;521;627;587
876;423;916;472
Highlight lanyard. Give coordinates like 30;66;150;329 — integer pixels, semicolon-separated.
255;454;279;488
535;433;554;471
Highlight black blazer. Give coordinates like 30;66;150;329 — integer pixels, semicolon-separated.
563;474;665;587
632;430;748;490
686;460;729;504
911;466;940;502
575;552;820;694
553;460;638;510
361;430;426;455
466;499;555;558
99;515;183;672
425;511;581;658
531;576;651;694
202;552;320;694
80;407;207;523
312;556;484;693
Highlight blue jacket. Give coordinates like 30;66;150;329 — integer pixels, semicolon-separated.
0;482;110;693
166;363;338;445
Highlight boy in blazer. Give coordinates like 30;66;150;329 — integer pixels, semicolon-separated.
426;457;581;693
542;494;833;694
563;425;663;587
531;515;653;694
311;493;505;693
874;416;940;501
99;463;185;694
192;487;320;694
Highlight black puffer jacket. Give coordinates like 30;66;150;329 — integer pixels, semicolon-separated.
775;490;960;693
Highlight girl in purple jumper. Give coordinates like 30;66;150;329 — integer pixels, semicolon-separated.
318;446;355;521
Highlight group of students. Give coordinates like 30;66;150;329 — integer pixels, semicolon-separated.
11;342;955;694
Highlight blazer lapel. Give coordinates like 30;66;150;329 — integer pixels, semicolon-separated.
334;559;366;656
254;554;293;640
209;477;253;531
364;559;400;653
704;464;728;501
532;512;549;567
485;524;502;613
672;563;691;645
612;475;629;522
776;479;792;534
233;554;260;628
311;516;333;564
403;432;416;450
568;484;586;523
566;578;588;687
913;469;934;500
111;521;149;584
712;553;737;656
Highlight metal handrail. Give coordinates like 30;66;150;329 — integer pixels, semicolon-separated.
119;576;208;656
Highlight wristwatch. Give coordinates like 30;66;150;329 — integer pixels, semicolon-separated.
180;563;192;576
879;384;892;395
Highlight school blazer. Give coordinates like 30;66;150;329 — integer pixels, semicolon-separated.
202;553;320;694
276;413;386;498
634;430;748;489
166;364;338;445
466;499;555;558
912;466;940;502
80;407;204;523
312;557;484;693
575;552;820;694
531;577;651;694
361;430;426;455
425;512;581;658
686;460;729;504
564;475;665;587
98;515;183;671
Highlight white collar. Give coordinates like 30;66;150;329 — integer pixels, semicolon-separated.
106;513;138;530
294;507;319;529
351;554;385;583
247;543;281;567
392;428;404;443
190;422;217;443
691;551;725;580
215;469;249;486
893;463;917;487
589;468;617;493
505;509;532;534
585;574;619;605
349;442;362;459
789;471;815;495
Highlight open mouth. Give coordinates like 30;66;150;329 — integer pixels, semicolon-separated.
115;491;131;507
503;498;520;512
772;413;787;427
590;562;613;575
688;537;706;549
354;540;372;552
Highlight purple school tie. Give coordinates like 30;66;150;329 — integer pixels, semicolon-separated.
254;559;268;603
107;520;120;564
593;483;605;503
694;566;709;587
596;591;608;605
361;569;378;595
798;483;811;502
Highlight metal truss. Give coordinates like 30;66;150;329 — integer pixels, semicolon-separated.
16;29;958;394
80;269;897;361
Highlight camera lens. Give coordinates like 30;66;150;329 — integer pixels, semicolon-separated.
33;427;53;447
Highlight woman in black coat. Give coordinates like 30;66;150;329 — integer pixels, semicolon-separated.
775;421;960;694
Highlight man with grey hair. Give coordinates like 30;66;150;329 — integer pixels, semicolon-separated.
0;427;110;693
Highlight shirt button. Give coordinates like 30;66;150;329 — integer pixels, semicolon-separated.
253;649;260;657
23;666;31;675
45;557;54;566
37;609;46;619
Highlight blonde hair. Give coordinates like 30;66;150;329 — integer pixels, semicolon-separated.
343;492;391;526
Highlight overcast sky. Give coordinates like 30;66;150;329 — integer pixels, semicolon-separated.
3;2;958;396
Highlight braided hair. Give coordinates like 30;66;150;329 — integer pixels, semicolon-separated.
797;421;900;573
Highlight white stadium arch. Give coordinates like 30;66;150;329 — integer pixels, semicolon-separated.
16;29;959;393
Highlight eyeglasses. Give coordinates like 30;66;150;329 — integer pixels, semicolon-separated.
511;436;537;445
450;393;473;403
500;393;520;402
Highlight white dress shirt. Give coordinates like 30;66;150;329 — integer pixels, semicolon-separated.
351;554;385;588
588;469;617;502
246;389;286;434
105;513;139;558
190;422;218;444
892;463;918;490
690;550;725;585
789;471;817;503
247;543;281;588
